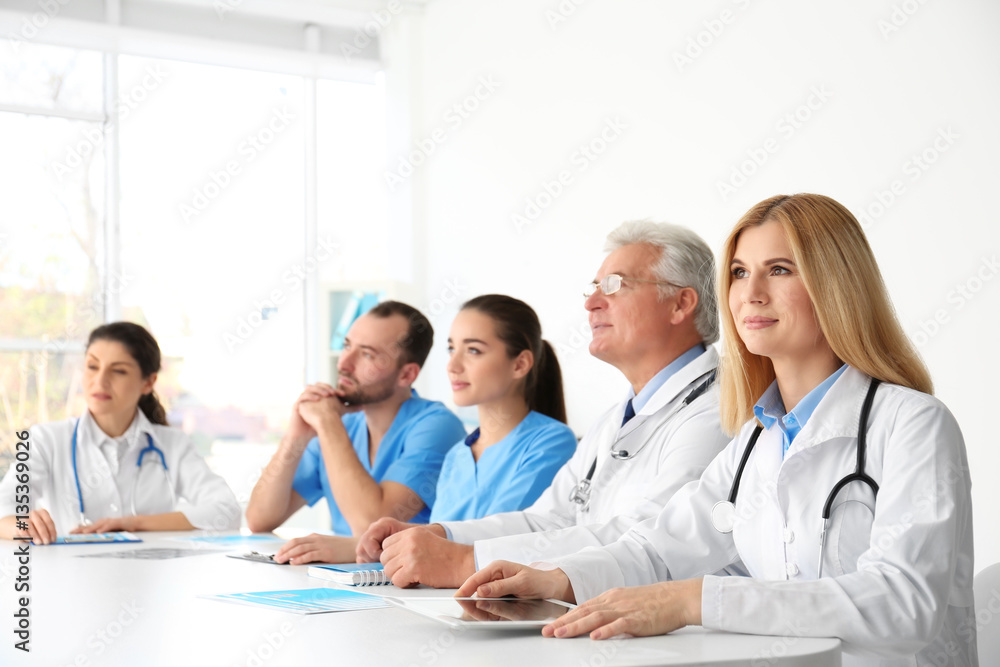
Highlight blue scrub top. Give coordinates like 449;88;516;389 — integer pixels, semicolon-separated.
292;390;466;535
429;411;577;523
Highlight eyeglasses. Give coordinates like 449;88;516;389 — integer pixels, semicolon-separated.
583;274;684;297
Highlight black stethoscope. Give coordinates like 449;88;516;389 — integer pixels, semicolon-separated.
569;371;716;511
711;377;881;578
71;418;176;525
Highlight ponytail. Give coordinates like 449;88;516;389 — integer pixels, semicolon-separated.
138;391;169;426
529;340;567;423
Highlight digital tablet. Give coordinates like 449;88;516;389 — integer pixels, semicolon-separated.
386;597;575;629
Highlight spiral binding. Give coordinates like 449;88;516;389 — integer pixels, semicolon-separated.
356;568;390;586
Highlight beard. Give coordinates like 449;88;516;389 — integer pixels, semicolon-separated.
337;373;397;406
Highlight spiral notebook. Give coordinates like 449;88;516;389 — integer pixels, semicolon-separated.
307;562;391;586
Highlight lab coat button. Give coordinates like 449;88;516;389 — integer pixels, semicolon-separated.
783;529;794;543
786;563;799;577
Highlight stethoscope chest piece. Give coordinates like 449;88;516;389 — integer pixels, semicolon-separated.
711;500;736;534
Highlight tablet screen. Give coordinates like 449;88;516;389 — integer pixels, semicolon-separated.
389;597;575;628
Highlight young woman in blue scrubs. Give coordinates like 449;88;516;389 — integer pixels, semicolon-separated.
0;322;240;543
275;295;576;567
429;294;576;522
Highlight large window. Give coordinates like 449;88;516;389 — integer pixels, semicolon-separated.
0;39;389;510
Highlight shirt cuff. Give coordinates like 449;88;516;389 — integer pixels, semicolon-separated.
700;574;724;630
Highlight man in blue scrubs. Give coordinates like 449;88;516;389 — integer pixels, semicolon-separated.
246;301;466;548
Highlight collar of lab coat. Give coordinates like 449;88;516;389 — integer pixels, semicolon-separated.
80;408;156;452
781;365;873;457
617;346;720;439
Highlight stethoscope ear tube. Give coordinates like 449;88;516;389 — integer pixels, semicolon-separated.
711;424;762;534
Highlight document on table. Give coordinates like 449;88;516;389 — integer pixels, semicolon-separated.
78;548;226;559
38;532;142;545
202;588;391;614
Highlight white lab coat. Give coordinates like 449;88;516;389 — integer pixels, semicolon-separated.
441;347;730;566
0;410;241;533
549;367;977;667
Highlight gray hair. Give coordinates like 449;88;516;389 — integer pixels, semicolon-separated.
605;220;719;344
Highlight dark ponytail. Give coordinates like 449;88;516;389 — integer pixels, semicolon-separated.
461;295;567;424
87;322;169;426
531;340;566;424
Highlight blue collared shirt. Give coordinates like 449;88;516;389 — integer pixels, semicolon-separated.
753;364;848;457
628;343;706;413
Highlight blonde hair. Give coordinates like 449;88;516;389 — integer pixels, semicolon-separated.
718;194;933;434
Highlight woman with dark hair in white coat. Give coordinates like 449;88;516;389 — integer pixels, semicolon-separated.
0;322;240;543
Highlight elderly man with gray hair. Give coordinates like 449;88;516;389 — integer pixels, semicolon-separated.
356;221;730;588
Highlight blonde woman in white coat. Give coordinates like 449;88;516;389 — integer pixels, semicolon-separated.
459;194;977;667
0;322;240;543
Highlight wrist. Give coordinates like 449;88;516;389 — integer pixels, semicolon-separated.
552;569;575;604
458;543;476;578
280;432;312;453
681;578;703;626
428;523;448;539
315;415;347;441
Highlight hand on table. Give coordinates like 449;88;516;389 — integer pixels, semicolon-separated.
355;517;421;562
16;509;57;544
380;526;474;588
71;516;137;534
541;579;704;640
274;533;357;564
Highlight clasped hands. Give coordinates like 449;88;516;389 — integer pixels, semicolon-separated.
288;383;359;443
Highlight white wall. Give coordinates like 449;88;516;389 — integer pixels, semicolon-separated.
383;1;1000;571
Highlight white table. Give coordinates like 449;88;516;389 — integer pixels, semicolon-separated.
0;532;841;666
